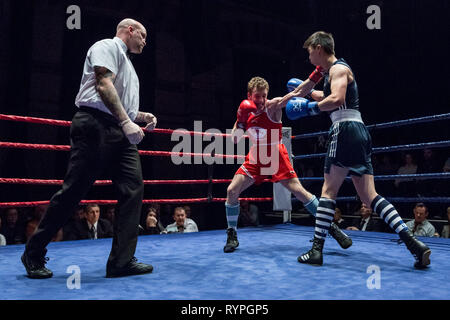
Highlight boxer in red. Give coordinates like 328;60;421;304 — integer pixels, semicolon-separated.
223;77;352;253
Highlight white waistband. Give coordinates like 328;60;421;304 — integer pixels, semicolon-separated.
330;109;363;124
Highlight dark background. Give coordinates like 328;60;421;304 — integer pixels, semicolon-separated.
0;0;449;230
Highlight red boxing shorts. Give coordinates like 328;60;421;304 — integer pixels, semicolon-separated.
235;144;297;185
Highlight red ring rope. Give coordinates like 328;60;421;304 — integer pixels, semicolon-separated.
0;178;271;185
0;142;246;160
0;198;273;208
0;113;247;138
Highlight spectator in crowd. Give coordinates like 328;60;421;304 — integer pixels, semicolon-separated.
443;157;450;173
140;206;165;235
183;205;191;218
102;205;116;225
333;207;346;229
0;208;25;244
64;204;113;240
417;148;443;197
238;200;260;227
405;203;436;237
165;207;198;233
313;135;327;153
182;205;199;229
394;153;418;196
0;216;6;246
63;206;85;241
440;207;450;238
417;148;442;173
346;203;382;232
26;204;62;242
374;154;397;175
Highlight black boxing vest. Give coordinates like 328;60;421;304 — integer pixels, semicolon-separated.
323;58;360;115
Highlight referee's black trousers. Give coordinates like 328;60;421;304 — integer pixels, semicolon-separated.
25;107;144;268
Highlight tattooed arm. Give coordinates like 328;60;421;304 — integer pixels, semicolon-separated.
94;66;129;123
94;66;144;144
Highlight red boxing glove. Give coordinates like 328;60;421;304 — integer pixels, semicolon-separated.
236;99;257;129
308;65;326;84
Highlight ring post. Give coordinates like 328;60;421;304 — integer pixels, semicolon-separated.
273;127;293;223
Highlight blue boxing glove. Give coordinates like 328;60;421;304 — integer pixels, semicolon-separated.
285;97;320;120
286;78;315;99
287;78;303;92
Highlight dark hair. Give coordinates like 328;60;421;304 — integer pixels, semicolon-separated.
84;203;100;213
414;203;428;211
303;31;335;55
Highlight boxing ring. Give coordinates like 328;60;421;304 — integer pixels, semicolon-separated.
0;112;449;300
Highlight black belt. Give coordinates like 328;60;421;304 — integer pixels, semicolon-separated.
79;106;119;124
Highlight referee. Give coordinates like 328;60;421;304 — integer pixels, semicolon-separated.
22;18;157;278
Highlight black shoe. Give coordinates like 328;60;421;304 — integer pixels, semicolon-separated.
21;252;53;279
298;238;325;265
106;257;153;278
223;228;239;253
329;222;353;249
399;230;431;269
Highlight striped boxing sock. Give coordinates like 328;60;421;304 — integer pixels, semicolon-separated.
225;202;239;230
371;195;408;234
314;198;336;240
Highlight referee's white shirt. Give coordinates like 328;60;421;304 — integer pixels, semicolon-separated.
75;37;139;121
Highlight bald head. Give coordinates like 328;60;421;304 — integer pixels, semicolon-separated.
115;18;147;54
116;19;144;34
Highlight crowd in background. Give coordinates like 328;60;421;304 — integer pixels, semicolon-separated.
1;147;449;246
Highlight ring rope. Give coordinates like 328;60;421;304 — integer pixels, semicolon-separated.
0;142;246;160
1;173;448;186
0;197;274;208
2;196;448;209
0;178;271;185
293;140;450;160
0;113;241;138
292;113;450;140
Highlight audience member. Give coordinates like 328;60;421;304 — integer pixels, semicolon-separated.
405;203;436;237
0;208;26;244
346;203;382;232
64;203;113;240
183;205;192;218
440;207;450;238
0;216;6;246
417;148;442;173
165;207;198;233
140;206;165;235
374;154;397;175
238;200;260;227
103;205;116;225
63;206;85;241
332;207;347;229
26;204;62;242
443;157;450;173
313;135;327;153
417;148;443;197
394;153;418;196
